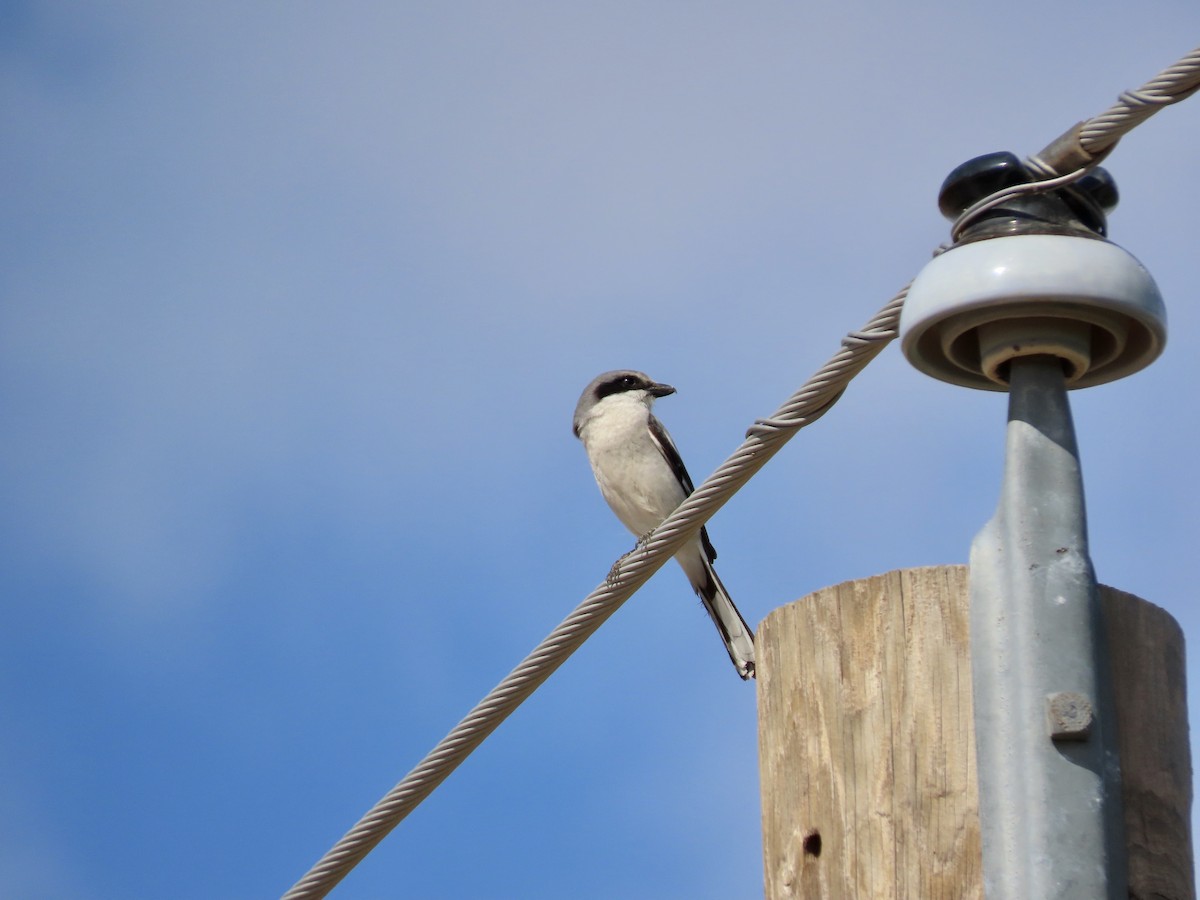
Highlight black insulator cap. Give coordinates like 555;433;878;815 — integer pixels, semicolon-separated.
938;152;1029;219
1076;169;1119;214
937;151;1118;242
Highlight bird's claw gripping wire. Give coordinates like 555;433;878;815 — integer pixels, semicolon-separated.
607;531;658;586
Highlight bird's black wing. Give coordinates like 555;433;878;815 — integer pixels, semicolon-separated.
647;414;718;564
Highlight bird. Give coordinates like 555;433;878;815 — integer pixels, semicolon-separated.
573;369;756;680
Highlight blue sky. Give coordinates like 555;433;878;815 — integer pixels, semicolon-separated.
3;3;1199;897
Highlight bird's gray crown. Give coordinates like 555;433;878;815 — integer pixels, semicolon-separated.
573;369;675;437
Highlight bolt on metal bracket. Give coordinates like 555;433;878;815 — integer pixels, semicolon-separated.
1046;691;1095;742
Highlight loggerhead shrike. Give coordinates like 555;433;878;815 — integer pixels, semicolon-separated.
573;370;756;680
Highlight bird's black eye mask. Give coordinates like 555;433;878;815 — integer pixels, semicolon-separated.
594;373;645;401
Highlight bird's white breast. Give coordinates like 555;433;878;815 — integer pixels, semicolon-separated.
578;394;685;538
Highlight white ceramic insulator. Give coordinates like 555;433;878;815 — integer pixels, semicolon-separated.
900;234;1166;390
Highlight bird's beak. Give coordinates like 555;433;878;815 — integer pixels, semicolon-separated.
648;382;676;398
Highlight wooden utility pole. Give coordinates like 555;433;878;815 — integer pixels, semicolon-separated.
756;565;1193;899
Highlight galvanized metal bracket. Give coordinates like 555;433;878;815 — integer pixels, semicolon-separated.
969;354;1127;898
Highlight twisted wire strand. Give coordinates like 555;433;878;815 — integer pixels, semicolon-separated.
955;45;1200;243
281;289;906;899
1023;43;1200;180
1079;44;1200;158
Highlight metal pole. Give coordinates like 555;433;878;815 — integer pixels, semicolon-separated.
969;354;1126;898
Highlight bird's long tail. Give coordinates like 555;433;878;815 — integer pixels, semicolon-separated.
680;550;756;680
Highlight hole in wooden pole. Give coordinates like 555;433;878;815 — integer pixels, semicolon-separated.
802;831;822;857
